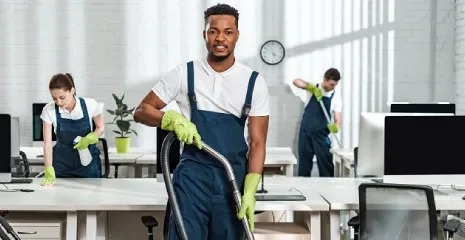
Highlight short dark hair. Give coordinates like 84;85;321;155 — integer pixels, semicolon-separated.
204;3;239;27
49;73;76;95
324;68;341;81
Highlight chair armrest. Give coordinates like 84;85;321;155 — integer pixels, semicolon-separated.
348;215;360;228
444;219;460;235
19;151;31;178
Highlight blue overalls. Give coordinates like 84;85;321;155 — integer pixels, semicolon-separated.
167;61;258;240
52;97;101;178
298;84;335;177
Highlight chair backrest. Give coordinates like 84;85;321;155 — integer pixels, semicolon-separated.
95;138;110;178
353;147;358;177
359;183;438;240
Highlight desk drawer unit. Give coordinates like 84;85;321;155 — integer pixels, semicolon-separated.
5;215;64;240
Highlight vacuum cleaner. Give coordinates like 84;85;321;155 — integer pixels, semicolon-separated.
0;216;21;240
160;132;255;240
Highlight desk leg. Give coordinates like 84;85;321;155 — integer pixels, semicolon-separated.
333;154;341;177
134;165;143;178
330;210;341;240
66;211;77;240
86;211;98;240
148;165;155;178
285;164;293;177
310;212;321;240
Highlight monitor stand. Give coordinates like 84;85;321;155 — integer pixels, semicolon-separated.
0;173;11;183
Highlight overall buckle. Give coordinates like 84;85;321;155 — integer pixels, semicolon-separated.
188;93;197;103
241;104;251;117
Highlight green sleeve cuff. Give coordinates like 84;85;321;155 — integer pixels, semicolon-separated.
305;83;316;92
243;173;262;195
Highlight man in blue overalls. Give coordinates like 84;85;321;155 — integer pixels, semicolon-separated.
293;68;342;177
134;3;270;239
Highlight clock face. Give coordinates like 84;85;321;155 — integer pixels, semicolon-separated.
260;40;285;65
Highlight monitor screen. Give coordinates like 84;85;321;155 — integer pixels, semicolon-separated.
32;103;56;141
156;127;180;176
390;103;455;115
0;114;11;173
384;116;465;175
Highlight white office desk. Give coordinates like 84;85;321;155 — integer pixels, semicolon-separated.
136;147;297;178
20;147;142;178
75;178;327;240
330;148;355;177
0;178;102;240
266;176;465;240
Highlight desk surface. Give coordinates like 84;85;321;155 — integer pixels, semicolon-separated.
266;176;465;211
0;178;328;212
22;146;297;166
330;148;354;161
0;179;99;211
2;177;465;212
77;178;327;211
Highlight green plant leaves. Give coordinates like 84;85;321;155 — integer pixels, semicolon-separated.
108;93;136;138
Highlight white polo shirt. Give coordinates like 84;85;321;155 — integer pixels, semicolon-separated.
40;96;102;133
152;58;270;120
306;81;342;113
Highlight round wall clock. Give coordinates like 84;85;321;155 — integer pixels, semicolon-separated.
260;40;285;65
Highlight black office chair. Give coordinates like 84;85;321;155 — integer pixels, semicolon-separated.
441;214;465;239
141;215;159;240
96;138;110;178
349;183;458;240
11;151;30;178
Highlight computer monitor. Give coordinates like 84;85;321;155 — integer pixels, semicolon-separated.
32;103;56;147
156;127;180;182
357;112;453;177
0;114;11;182
389;102;455;115
384;115;465;186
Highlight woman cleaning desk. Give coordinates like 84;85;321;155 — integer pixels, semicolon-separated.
39;73;104;186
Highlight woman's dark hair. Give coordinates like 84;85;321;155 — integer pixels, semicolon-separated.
49;73;76;95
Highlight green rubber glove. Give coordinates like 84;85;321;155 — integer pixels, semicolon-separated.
73;132;98;150
41;166;56;186
328;123;339;133
237;173;262;232
305;83;323;101
161;110;202;149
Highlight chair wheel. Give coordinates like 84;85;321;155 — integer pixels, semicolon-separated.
141;215;158;228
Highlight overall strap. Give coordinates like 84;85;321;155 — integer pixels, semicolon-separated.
329;90;335;100
79;97;93;131
187;61;197;109
54;104;62;132
241;71;259;121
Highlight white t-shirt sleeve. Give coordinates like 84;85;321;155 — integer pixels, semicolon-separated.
151;65;182;105
332;91;342;113
249;74;270;116
84;98;102;117
40;103;55;125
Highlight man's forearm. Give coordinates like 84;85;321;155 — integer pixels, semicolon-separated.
334;112;342;128
248;142;266;174
134;103;165;127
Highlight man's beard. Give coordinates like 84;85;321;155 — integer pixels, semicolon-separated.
208;50;232;62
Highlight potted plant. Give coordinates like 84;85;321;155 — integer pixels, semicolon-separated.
106;93;137;153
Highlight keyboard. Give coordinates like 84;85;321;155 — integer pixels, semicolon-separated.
255;194;306;201
0;178;33;184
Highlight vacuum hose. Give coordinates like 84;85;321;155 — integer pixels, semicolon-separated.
160;132;255;240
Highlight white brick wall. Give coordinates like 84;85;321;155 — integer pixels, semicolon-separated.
0;0;456;151
456;0;465;115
